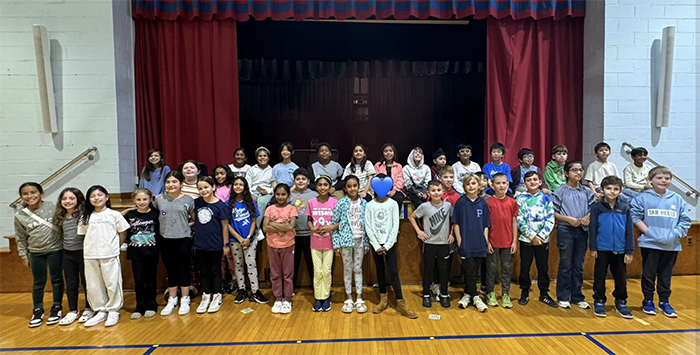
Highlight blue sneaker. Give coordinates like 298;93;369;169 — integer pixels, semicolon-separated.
642;299;656;315
593;302;606;317
321;298;331;312
312;300;322;312
615;300;633;319
658;302;677;318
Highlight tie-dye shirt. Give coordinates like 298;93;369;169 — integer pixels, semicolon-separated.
516;191;555;244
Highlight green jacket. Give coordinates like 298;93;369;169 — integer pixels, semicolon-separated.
544;160;565;192
14;201;62;259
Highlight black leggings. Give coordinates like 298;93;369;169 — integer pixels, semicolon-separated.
63;249;90;312
197;249;223;294
293;235;314;287
159;237;191;288
372;245;403;299
30;250;63;310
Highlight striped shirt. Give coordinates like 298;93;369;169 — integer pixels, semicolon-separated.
551;184;596;230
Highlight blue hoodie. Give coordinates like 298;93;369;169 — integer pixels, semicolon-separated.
631;189;691;251
589;198;635;254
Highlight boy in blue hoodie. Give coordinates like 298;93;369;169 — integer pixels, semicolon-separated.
631;166;691;318
453;174;491;312
589;176;635;319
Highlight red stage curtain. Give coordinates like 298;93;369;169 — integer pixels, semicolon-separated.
134;19;239;171
485;16;583;168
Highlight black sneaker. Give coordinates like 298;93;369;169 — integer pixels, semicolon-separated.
235;289;248;304
440;295;451;308
250;290;270;304
46;305;62;325
229;281;239;295
29;308;44;328
539;294;559;308
422;295;432;308
518;290;529;305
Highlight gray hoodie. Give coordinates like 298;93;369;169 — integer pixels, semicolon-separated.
14;201;62;259
403;148;432;195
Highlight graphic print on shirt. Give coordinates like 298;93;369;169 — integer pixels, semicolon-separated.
233;206;251;227
428;208;449;236
350;200;362;235
292;198;308;214
373;208;388;236
127;217;156;247
197;206;213;224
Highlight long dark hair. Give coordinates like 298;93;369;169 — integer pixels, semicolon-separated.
350;144;368;174
564;161;583;183
229;176;257;217
141;149;165;182
54;187;85;227
379;143;397;166
18;182;43;196
81;185;111;225
267;183;290;207
212;164;234;187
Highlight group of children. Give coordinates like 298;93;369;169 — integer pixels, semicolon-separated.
14;141;691;328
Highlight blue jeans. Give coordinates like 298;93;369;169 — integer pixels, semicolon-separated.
556;225;588;303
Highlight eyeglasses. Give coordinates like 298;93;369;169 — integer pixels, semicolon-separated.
522;154;534;159
570;168;584;173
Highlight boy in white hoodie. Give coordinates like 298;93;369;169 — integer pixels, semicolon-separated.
404;147;432;209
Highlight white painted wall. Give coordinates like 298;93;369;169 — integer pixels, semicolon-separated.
583;0;699;220
0;0;136;248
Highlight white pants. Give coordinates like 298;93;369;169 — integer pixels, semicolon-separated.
84;257;123;312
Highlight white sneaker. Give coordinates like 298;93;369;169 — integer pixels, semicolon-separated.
59;311;79;326
577;301;591;309
105;311;119;327
559;301;571;309
208;294;222;313
431;284;441;302
271;301;283;314
355;299;368;314
161;297;178;316
144;310;156;318
342;299;355;313
281;300;292;314
130;312;142;320
178;296;191;315
78;309;94;323
84;311;107;327
473;296;488;313
197;293;211;314
458;294;471;309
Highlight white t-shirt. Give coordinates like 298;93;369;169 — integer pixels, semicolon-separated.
78;209;130;259
349;198;363;239
452;161;481;194
584;160;619;187
229;164;251;178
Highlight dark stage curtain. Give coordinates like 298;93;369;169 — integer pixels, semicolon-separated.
134;19;239;171
133;0;585;21
485;16;584;167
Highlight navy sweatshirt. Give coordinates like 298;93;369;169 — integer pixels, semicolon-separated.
589;198;635;254
452;195;491;258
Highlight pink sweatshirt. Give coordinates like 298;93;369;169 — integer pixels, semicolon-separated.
373;161;405;196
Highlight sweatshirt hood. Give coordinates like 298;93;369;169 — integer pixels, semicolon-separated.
407;148;425;169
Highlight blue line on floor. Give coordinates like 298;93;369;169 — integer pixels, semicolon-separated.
0;328;697;353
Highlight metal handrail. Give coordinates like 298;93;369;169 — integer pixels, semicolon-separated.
8;147;98;208
622;142;699;198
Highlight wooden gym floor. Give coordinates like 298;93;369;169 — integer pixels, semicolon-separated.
0;277;698;355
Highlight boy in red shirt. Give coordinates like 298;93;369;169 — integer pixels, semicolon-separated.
484;173;519;308
439;166;461;207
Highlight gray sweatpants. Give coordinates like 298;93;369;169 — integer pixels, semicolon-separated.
484;247;513;295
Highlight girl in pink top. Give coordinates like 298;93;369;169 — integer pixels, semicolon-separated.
374;143;405;211
262;183;297;314
212;165;234;203
306;175;339;312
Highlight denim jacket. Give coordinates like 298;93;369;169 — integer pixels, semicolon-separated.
331;196;370;249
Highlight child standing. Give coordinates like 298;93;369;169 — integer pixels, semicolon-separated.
309;142;345;200
124;189;160;319
623;147;652;193
589;176;635;319
193;177;230;314
212;164;234;203
516;172;557;307
332;175;370;313
246;147;273;228
366;174;418;319
585;142;619;200
409;180;453;309
54;188;93;325
263;184;298;314
430;148;447;180
180;160;202;198
453;175;491;313
510;148;549;195
544;145;568;192
79;185;130;327
227;176;269;304
552;161;596;309
272;142;299;189
374;143;405;210
306;175;339;312
290;168;318;288
229;147;252;178
631;166;691;317
139;149;171;195
484;173;518;309
15;182;64;328
439;166;461;206
342;144;376;201
403;147;432;209
452;143;481;195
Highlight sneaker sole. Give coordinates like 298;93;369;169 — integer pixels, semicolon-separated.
502;304;513;309
643;309;657;315
662;312;677;318
251;298;270;304
235;299;245;304
46;319;60;325
615;308;634;319
518;299;529;306
28;323;42;328
594;312;606;317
